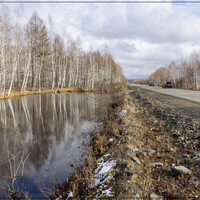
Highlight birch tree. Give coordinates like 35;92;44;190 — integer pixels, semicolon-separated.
0;9;126;96
190;51;200;90
8;18;23;96
0;6;11;98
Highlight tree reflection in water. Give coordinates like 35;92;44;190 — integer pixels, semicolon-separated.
0;93;105;197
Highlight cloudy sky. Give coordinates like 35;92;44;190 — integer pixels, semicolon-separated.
5;1;200;79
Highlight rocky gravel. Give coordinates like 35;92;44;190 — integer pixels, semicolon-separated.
130;85;200;121
114;86;200;199
129;85;200;152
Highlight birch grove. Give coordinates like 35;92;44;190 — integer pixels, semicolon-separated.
149;51;200;90
0;9;126;98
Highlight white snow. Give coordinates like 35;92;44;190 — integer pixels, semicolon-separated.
66;191;73;200
95;187;114;199
154;162;163;166
104;153;111;157
94;158;116;186
91;156;117;198
109;138;114;143
102;187;113;196
120;109;127;117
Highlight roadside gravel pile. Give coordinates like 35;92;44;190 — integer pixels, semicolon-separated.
114;90;200;199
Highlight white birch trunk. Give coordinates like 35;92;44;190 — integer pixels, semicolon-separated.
8;45;22;96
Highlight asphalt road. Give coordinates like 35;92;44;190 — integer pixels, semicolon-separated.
129;84;200;121
132;84;200;103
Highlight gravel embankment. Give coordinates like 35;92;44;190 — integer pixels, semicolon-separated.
129;84;200;121
131;84;200;103
56;86;200;199
114;86;200;199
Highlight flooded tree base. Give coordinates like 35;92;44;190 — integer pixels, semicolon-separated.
0;87;99;101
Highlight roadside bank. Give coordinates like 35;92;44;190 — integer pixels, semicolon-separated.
54;86;200;199
52;86;127;199
115;89;200;199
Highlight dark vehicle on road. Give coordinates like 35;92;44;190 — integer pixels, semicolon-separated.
162;82;172;88
149;82;155;86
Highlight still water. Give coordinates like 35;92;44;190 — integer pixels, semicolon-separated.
0;93;104;198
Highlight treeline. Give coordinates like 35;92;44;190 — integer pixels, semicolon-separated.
0;7;126;98
132;78;149;85
149;51;200;90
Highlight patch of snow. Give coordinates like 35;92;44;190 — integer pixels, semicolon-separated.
95;187;114;199
109;138;114;143
135;148;139;151
120;109;127;117
104;153;110;157
103;187;113;196
94;157;116;186
89;155;117;199
66;192;73;200
154;162;163;166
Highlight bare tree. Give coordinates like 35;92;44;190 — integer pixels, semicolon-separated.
0;9;126;97
190;51;200;90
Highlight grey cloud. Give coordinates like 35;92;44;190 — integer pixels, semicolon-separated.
9;3;199;79
115;42;186;78
80;4;200;44
112;41;137;53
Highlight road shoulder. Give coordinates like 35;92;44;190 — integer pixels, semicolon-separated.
114;89;200;198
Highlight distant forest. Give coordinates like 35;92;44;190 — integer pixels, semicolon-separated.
0;7;126;98
149;51;200;90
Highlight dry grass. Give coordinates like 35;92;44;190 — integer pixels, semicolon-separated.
57;87;78;93
81;89;98;93
116;93;200;199
54;86;126;199
0;87;99;101
55;131;112;199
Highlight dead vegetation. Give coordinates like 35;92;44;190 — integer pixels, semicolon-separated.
53;84;127;199
19;83;198;199
41;84;200;199
114;91;200;199
0;84;120;102
0;87;96;101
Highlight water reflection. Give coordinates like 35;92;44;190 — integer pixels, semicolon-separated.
0;93;104;197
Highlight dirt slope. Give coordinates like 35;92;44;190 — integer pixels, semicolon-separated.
113;89;200;199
